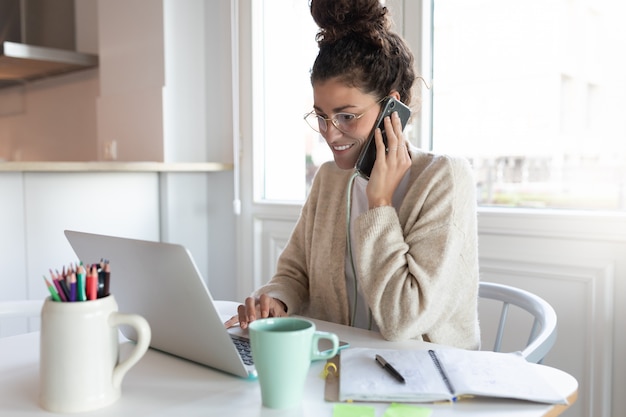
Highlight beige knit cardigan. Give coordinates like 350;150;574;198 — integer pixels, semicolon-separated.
255;149;480;350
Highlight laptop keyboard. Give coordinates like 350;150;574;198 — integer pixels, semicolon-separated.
231;335;254;365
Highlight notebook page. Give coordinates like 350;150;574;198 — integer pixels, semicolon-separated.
339;347;452;402
436;349;567;404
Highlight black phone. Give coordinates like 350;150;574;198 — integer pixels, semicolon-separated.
354;97;411;179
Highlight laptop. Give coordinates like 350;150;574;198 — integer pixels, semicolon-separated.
64;230;257;379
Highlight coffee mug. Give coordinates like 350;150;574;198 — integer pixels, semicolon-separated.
39;295;151;413
249;317;339;409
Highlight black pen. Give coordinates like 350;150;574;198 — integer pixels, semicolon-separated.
375;354;406;383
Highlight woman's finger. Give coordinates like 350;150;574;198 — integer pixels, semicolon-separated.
224;314;239;328
259;294;274;318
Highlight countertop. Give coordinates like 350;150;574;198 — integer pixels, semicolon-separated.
0;161;233;172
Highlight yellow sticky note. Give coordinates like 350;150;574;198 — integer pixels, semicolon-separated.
383;402;433;417
333;403;376;417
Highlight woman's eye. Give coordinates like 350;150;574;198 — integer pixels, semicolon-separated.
336;113;356;122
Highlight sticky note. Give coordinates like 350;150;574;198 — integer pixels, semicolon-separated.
383;402;433;417
333;403;376;417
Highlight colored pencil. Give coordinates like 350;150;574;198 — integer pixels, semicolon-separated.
43;276;61;302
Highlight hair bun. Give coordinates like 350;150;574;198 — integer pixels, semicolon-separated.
310;0;390;46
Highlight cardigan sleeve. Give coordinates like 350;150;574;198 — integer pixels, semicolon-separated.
353;155;480;347
252;162;352;323
251;162;337;314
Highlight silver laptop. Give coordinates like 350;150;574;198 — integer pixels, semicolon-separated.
64;230;257;379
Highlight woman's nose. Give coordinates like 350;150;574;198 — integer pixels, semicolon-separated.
323;121;343;141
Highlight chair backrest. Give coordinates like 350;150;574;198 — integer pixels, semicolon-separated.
0;300;43;338
478;281;557;363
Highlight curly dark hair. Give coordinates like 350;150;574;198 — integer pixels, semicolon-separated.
309;0;416;106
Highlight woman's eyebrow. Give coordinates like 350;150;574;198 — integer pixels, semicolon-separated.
313;104;359;114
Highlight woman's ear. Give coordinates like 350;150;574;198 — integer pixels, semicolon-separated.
388;90;401;100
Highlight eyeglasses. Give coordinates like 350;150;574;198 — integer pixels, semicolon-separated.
303;98;384;135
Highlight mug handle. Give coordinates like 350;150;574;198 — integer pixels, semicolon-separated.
108;312;151;389
311;331;339;361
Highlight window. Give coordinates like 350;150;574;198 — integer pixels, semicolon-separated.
432;0;626;210
252;0;325;202
254;0;626;210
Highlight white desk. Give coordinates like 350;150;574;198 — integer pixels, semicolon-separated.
0;318;577;416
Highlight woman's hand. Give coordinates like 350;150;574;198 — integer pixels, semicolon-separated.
224;294;288;329
366;111;411;208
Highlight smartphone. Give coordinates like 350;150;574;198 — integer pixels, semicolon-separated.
355;97;411;179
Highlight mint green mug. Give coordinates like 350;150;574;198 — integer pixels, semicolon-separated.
249;317;339;409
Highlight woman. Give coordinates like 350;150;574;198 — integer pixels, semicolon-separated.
227;0;480;349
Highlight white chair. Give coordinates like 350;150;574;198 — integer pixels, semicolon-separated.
479;281;557;363
0;300;43;337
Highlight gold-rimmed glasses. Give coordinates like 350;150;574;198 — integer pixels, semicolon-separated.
303;97;385;134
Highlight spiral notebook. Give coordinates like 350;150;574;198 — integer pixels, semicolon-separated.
335;347;568;404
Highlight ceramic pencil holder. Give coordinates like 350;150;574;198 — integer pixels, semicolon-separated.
38;295;151;413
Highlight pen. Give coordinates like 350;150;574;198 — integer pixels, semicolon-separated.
375;354;406;383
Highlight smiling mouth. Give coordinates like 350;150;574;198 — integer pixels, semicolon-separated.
332;143;354;152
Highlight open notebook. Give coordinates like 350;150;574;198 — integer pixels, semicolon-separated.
336;347;568;404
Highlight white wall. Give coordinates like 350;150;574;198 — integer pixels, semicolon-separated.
0;171;159;336
0;169;237;337
478;210;626;417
